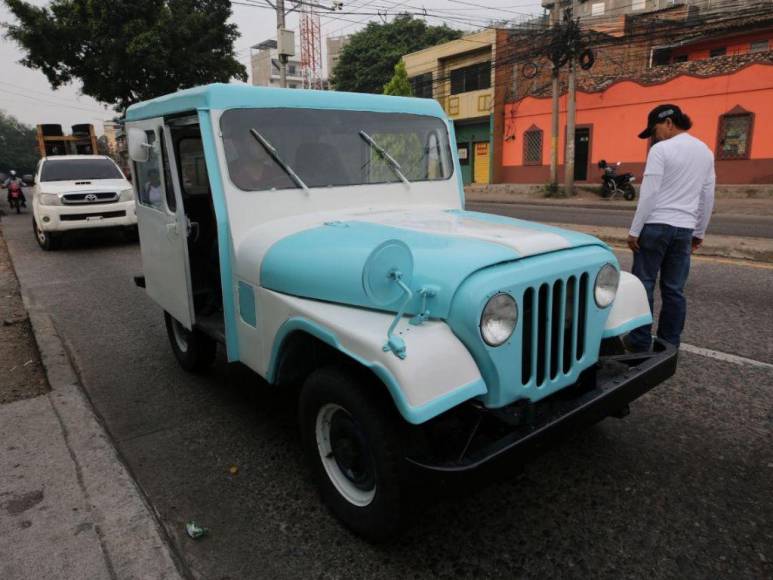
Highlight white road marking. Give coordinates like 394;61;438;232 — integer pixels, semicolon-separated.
680;343;773;370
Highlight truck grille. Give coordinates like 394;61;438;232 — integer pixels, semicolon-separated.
62;192;118;204
521;273;589;387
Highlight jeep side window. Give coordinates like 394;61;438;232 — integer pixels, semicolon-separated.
160;130;176;213
134;131;165;211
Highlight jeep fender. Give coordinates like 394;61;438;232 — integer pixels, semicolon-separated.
602;271;653;338
258;288;486;425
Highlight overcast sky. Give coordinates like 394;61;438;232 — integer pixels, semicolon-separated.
0;0;542;133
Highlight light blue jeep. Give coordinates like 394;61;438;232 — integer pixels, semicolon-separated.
126;84;677;541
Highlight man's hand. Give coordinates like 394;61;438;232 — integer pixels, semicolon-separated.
627;235;640;252
691;236;703;253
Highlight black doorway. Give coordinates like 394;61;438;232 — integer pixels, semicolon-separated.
574;127;590;181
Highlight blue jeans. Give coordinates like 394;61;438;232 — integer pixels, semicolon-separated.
628;223;693;350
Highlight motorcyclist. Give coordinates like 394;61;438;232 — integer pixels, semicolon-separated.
3;170;27;207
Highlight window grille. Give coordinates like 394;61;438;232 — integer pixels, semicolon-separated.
717;107;754;161
523;127;543;166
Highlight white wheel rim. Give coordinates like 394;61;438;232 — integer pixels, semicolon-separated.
315;403;376;507
171;319;189;353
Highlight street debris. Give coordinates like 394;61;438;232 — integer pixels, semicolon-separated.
185;521;208;539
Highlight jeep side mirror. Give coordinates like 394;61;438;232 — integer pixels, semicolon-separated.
22;174;34;185
127;128;151;163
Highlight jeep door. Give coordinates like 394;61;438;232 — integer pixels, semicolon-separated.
129;118;195;329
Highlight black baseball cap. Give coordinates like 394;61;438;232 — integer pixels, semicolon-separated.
638;104;683;139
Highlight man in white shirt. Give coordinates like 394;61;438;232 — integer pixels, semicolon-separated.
626;104;715;352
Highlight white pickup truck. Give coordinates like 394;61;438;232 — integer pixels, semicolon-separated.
31;155;136;250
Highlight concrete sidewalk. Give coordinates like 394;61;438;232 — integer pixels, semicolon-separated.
0;227;184;580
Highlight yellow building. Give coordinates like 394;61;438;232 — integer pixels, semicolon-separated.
403;29;496;185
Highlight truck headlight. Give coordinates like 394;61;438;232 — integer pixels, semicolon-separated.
480;293;517;347
594;263;619;308
38;193;60;206
119;187;134;202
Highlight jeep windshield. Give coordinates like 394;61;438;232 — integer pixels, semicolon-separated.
220;108;453;191
40;158;124;182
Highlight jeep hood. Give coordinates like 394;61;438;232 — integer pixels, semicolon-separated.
255;209;604;320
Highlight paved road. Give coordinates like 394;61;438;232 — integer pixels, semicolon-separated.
467;202;773;239
2;210;771;580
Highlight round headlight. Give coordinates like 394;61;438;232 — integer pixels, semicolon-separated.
480;293;517;347
594;263;619;308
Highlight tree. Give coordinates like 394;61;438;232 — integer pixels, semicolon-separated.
383;60;412;96
0;111;39;175
332;15;460;94
4;0;247;111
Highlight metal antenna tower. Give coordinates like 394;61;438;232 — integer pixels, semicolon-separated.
299;4;323;89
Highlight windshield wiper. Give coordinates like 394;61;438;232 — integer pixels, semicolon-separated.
249;129;309;193
358;130;411;187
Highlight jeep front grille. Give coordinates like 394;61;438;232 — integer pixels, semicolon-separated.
521;273;589;387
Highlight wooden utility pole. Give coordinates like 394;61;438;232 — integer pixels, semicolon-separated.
564;51;576;196
549;2;560;190
564;1;578;196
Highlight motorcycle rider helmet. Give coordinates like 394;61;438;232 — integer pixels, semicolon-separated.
9;170;16;176
597;160;607;169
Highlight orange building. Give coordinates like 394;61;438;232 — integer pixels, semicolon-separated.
500;63;773;184
495;5;773;186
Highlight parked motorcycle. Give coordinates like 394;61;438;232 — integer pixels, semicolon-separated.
598;160;636;201
7;181;25;214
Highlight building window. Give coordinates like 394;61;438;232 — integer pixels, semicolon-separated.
450;62;491;95
477;94;491;112
523;126;543;166
673;54;688;63
750;40;770;53
717;106;754;160
287;64;297;75
410;73;433;98
710;47;727;58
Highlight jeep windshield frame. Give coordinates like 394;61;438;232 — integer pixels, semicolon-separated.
220;108;453;192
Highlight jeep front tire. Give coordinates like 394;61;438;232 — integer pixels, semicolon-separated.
299;366;407;542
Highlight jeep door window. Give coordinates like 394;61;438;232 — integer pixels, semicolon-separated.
40;158;123;182
133;130;166;211
220;108;452;191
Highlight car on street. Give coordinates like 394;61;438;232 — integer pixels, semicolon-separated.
125;84;677;541
31;155;137;250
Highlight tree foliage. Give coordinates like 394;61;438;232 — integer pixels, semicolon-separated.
383;60;412;96
4;0;247;110
0;111;39;175
332;15;460;94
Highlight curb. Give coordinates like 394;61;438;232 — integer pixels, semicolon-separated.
16;279;189;579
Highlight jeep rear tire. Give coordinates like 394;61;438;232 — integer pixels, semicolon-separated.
33;217;61;251
299;366;407;542
164;311;217;373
